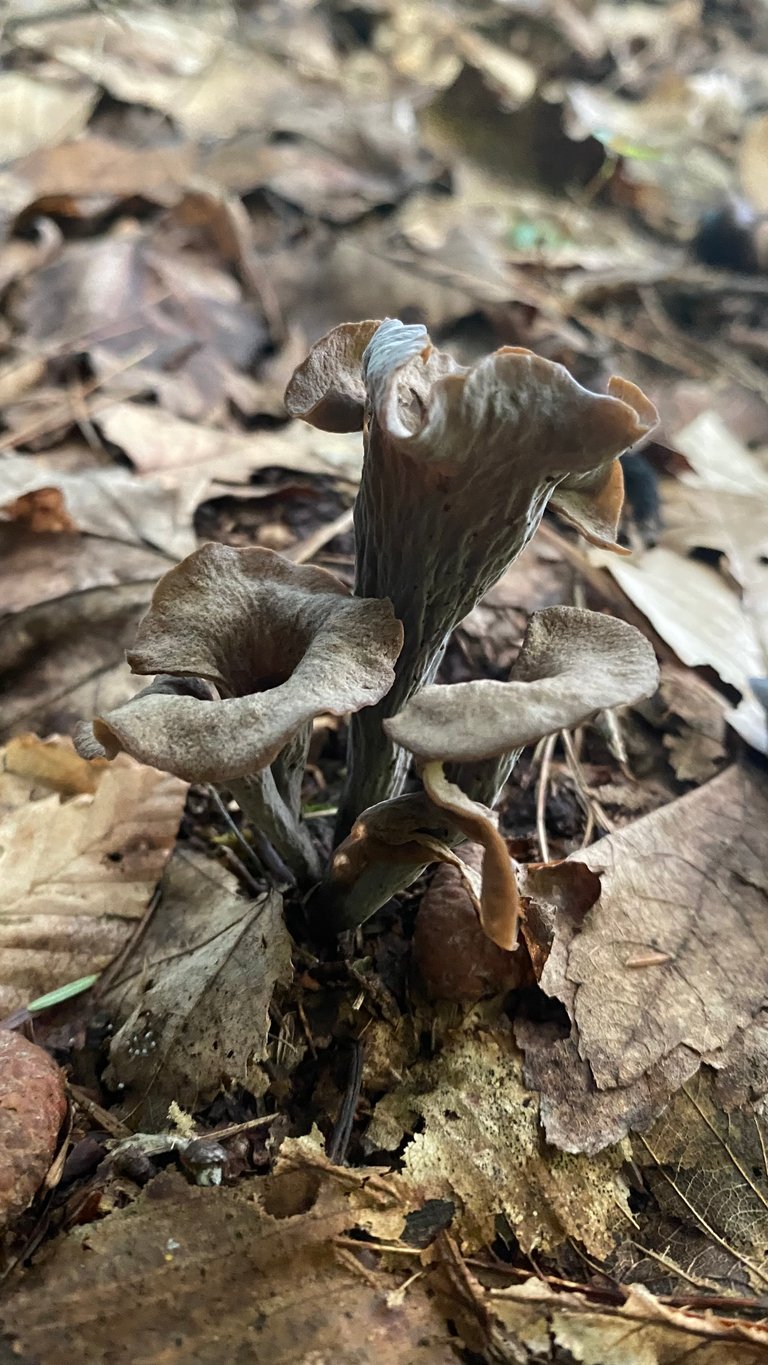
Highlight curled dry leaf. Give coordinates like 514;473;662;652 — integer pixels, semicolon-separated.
104;849;292;1130
414;847;529;1002
13;220;266;423
519;763;768;1154
366;1025;630;1258
286;317;656;821
0;1145;453;1363
386;605;660;763
75;543;402;785
0;733;186;1014
0;1031;67;1235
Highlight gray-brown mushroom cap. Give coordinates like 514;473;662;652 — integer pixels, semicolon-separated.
384;607;659;763
74;543;403;784
285;318;658;551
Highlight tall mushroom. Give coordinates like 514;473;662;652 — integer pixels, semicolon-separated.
286;318;658;834
322;607;659;937
74;543;402;884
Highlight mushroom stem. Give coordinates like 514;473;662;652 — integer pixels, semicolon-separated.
229;769;322;887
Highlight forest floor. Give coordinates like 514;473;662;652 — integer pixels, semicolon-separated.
1;2;768;1361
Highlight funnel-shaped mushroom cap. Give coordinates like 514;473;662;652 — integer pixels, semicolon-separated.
286;318;656;549
74;543;403;784
287;321;658;828
384;607;659;764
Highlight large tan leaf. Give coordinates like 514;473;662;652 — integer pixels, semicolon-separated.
608;547;764;692
519;763;768;1154
97;401;363;483
17;7;292;140
104;848;292;1129
0;734;187;1013
0;455;202;558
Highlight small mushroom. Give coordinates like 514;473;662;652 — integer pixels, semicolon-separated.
286;319;657;831
75;543;402;883
322;607;658;936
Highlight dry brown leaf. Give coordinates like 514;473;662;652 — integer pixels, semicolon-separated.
0;1152;453;1363
608;547;764;691
0;731;104;812
104;848;291;1129
414;848;527;1002
673;410;768;499
615;1068;768;1295
519;763;768;1154
0;69;97;163
12;134;196;210
0;454;202;558
0;1031;67;1235
486;1278;768;1365
13;221;266;422
563;73;736;235
18;6;292;140
636;662;729;784
97;400;364;483
0;519;168;742
367;1025;631;1257
0;735;187;1014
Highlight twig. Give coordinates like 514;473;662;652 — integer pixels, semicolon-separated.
560;728;615;834
535;732;557;862
69;1083;131;1139
207;785;265;876
287;506;355;564
327;1039;364;1165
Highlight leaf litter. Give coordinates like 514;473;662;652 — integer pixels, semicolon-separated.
1;0;768;1359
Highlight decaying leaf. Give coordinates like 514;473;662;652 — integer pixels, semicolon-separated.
0;1144;454;1363
367;1025;631;1257
608;546;764;693
615;1068;768;1296
0;454;202;559
12;220;267;422
0;1031;67;1234
0;734;187;1013
519;763;768;1154
485;1278;768;1365
104;848;292;1130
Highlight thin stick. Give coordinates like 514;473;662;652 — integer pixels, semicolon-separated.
327;1039;364;1165
207;785;265;874
287;506;354;564
535;732;557;862
560;729;615;834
